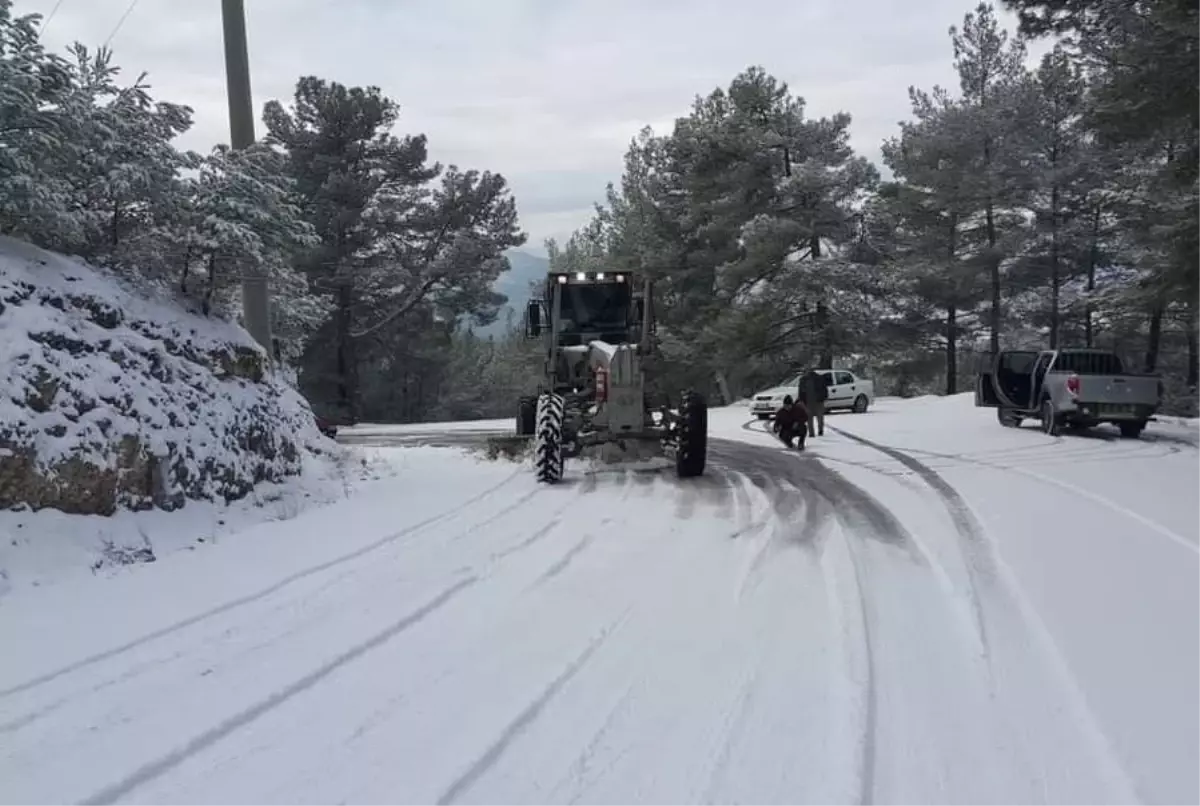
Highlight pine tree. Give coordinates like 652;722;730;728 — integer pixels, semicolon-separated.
1012;44;1095;348
881;87;990;394
950;2;1035;354
0;0;77;245
263;77;439;421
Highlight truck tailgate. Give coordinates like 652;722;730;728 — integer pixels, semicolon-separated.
1076;375;1159;405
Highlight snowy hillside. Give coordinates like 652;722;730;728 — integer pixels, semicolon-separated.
0;237;330;515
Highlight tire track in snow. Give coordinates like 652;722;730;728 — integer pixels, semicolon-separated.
905;445;1199;555
1;472;524;702
7;480;550;736
78;576;479;806
720;438;886;802
714;440;915;552
699;657;766;803
553;683;638;804
435;614;626;805
837;529;879;806
827;425;994;654
532;533;599;587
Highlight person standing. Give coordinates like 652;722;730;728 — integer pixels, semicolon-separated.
799;368;831;437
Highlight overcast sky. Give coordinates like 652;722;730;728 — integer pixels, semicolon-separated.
21;0;1040;255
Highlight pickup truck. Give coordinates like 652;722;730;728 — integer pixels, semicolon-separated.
749;369;876;419
975;348;1162;437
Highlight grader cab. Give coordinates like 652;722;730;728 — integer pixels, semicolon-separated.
514;270;707;483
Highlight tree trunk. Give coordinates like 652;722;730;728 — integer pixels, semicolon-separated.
201;253;218;316
1187;297;1199;389
946;213;960;395
1084;205;1100;347
986;201;1001;354
946;305;958;395
1144;301;1164;373
179;246;193;293
1049;185;1061;349
110;199;122;249
811;233;834;368
335;282;360;423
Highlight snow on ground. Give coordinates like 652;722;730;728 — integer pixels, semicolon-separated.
718;394;1199;804
0;447;404;596
0;395;1195;804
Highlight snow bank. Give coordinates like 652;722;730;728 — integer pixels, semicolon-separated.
0;236;330;515
0;447;410;593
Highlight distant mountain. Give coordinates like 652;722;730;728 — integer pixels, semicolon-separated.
474;250;549;338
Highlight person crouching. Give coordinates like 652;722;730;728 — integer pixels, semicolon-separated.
772;395;809;450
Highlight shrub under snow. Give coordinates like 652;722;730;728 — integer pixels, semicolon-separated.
0;236;330;515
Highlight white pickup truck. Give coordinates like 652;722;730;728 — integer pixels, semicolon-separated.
749;369;876;419
975;348;1163;437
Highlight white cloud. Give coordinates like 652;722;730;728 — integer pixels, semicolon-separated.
18;0;1041;254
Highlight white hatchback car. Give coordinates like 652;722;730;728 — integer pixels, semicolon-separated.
748;369;875;419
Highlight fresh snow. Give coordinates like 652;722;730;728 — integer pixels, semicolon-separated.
0;395;1196;804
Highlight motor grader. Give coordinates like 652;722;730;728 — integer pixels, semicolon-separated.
512;269;707;483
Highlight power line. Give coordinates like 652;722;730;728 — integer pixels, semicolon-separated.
39;0;66;34
103;0;141;48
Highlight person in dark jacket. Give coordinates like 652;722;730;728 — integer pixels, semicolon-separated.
772;395;809;449
799;369;831;437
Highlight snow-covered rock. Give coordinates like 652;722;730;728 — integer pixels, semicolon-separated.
0;236;329;515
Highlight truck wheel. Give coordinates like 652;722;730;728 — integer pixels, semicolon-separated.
1118;420;1146;439
534;393;565;483
516;396;536;435
997;407;1021;428
1040;399;1062;437
675;390;707;478
852;394;869;413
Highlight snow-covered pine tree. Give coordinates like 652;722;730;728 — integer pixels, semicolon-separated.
0;0;77;246
949;2;1035;354
1008;44;1095;349
880;87;991;394
163;144;317;316
264;77;526;422
263;77;442;421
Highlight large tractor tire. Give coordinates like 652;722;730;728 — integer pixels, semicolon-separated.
516;395;536;436
675;390;708;478
534;392;565;483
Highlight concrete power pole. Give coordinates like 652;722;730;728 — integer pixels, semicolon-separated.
221;0;273;360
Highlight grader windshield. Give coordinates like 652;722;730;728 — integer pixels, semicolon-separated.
555;273;631;344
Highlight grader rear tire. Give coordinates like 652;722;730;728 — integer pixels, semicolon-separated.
534;393;565;483
675;390;708;478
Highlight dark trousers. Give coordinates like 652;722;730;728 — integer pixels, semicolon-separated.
779;424;807;449
805;400;825;437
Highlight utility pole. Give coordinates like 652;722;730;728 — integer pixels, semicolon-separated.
221;0;273;360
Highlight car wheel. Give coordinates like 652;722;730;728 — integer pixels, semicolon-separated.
852;394;869;413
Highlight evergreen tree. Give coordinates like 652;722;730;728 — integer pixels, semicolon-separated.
949;2;1035;353
881;88;990;394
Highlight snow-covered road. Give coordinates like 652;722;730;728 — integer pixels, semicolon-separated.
1;396;1196;804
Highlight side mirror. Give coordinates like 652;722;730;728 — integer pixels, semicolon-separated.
524;300;542;339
